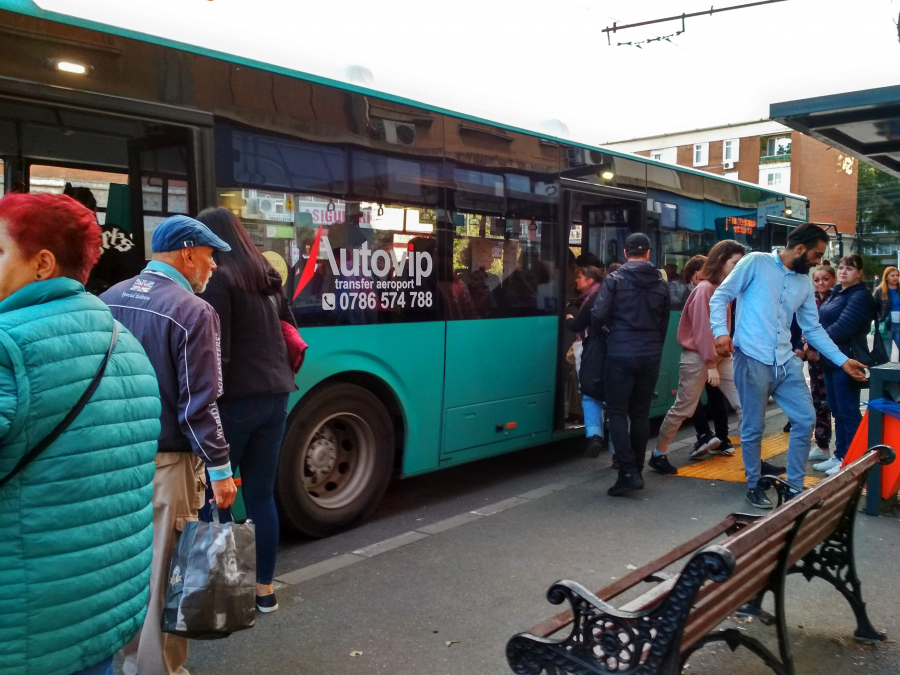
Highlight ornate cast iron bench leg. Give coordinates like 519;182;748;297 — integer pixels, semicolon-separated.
681;506;811;675
506;546;735;675
788;459;890;642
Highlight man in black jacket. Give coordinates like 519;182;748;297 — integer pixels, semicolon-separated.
591;233;670;495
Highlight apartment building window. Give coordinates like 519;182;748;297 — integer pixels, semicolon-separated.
650;147;677;164
693;142;709;167
724;171;739;181
723;139;739;163
764;136;792;158
760;166;790;189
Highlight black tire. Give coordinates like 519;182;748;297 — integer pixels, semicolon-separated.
277;382;395;538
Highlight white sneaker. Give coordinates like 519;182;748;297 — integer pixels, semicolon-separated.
814;457;840;472
808;447;831;462
825;462;842;476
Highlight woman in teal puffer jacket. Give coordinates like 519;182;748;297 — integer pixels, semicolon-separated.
0;193;161;675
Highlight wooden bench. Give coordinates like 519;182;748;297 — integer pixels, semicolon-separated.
506;445;895;675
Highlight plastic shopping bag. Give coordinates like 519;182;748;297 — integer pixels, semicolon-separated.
161;506;256;639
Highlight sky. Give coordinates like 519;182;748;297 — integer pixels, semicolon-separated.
35;0;900;145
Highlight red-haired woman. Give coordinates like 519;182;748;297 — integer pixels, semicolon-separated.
0;193;161;675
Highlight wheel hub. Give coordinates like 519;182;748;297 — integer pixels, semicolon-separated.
299;412;377;509
306;434;337;480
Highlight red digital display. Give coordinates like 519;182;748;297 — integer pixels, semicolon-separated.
725;216;756;236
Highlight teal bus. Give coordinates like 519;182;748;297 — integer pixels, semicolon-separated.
0;3;810;536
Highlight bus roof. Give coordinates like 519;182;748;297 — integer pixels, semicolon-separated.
4;0;808;204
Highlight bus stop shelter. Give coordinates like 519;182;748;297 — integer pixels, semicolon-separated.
772;86;900;513
770;84;900;179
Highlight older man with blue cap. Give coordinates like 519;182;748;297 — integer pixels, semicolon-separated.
101;214;236;675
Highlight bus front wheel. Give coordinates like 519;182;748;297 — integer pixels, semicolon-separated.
277;383;395;538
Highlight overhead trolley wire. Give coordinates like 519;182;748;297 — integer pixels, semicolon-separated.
603;0;788;47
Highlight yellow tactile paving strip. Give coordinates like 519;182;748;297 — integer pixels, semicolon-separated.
675;432;822;488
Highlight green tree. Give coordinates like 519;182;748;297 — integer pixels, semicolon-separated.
856;161;900;255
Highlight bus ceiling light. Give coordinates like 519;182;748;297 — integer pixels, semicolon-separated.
601;170;615;181
56;60;88;75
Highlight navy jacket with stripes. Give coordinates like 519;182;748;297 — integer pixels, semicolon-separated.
101;262;232;479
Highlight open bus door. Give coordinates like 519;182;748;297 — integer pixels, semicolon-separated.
127;128;212;261
0;76;214;289
557;184;677;433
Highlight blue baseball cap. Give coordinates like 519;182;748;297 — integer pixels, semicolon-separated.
151;214;231;253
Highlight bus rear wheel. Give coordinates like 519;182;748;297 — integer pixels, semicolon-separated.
277;383;395;538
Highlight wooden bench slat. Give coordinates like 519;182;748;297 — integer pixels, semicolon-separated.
682;543;787;644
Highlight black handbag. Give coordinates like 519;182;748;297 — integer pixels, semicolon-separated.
851;330;888;368
0;322;118;490
579;327;608;402
870;324;890;366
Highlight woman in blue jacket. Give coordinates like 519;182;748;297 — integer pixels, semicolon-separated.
810;255;874;477
0;193;161;675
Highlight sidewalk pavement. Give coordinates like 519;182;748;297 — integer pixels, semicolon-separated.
181;409;900;675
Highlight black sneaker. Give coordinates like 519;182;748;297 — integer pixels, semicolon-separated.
747;487;773;509
689;433;722;459
761;460;785;476
256;593;279;613
648;453;678;475
607;472;645;496
584;435;605;459
783;421;792;433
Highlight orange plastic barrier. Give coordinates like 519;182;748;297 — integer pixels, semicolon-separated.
841;410;900;499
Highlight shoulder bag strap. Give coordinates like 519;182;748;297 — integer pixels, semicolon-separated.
0;321;118;490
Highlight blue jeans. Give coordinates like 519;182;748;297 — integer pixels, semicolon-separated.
582;395;603;438
220;393;289;585
69;657;113;675
892;325;900;359
734;351;815;489
823;367;861;461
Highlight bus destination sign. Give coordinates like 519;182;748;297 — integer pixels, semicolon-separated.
724;216;756;235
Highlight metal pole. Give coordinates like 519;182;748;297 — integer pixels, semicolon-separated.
866;368;885;515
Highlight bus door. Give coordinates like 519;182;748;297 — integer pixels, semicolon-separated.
577;197;643;268
127;128;211;261
557;190;678;428
0;77;213;291
557;188;649;431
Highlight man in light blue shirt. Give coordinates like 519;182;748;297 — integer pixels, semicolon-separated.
710;223;867;509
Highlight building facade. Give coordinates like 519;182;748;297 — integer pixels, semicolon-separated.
604;121;859;237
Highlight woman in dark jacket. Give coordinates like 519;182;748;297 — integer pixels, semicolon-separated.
565;265;605;457
811;255;874;477
198;207;299;613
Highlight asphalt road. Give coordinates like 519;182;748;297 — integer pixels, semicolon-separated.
169;407;900;675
